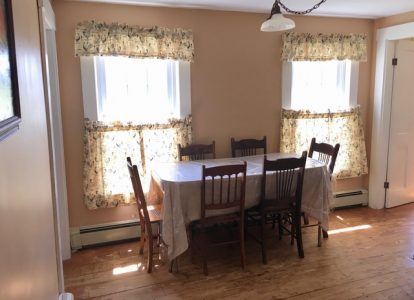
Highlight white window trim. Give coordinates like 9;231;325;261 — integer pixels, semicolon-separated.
281;61;359;110
80;56;191;122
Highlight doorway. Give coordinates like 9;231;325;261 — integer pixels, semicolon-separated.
370;22;414;209
385;39;414;208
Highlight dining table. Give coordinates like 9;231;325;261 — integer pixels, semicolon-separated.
148;153;333;260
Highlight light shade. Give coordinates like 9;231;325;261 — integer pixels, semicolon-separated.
261;13;295;32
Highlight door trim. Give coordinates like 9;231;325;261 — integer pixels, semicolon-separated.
370;22;414;209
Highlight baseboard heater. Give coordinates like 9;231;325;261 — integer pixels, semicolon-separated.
333;189;368;208
70;219;159;250
70;190;368;249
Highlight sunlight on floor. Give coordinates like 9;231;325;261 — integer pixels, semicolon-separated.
336;215;344;221
112;263;141;275
328;224;372;235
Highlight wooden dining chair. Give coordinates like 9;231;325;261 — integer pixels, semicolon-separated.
231;136;267;157
246;152;307;264
178;141;216;161
127;157;162;273
190;162;247;275
308;138;340;176
303;138;340;246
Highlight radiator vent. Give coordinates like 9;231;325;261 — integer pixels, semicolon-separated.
333;189;368;208
70;219;158;250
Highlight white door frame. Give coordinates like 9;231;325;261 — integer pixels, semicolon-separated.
369;22;414;209
38;0;71;293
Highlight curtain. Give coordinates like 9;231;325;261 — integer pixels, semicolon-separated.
75;21;194;62
280;107;368;179
281;32;367;62
83;116;192;209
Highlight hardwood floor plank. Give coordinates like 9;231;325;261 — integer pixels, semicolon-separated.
64;204;414;299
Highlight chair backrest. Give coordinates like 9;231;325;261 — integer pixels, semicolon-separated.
308;138;340;175
231;136;267;157
261;152;307;213
126;157;152;237
201;162;247;220
178;141;216;161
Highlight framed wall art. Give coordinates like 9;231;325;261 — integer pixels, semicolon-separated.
0;0;20;141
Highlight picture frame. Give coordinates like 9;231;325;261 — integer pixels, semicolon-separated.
0;0;20;141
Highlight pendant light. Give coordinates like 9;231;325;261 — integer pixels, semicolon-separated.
261;0;327;32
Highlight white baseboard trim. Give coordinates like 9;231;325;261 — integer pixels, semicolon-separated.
59;293;74;300
70;219;159;250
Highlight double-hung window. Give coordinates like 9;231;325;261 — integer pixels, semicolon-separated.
282;60;359;112
81;56;191;123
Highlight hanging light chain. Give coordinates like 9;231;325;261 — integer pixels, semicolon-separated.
277;0;327;15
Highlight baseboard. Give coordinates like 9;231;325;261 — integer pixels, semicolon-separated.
70;219;159;250
333;189;368;208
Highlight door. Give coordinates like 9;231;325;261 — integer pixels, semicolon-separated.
385;39;414;208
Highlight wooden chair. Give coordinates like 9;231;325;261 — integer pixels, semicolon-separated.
127;157;162;273
246;152;307;264
231;136;267;157
303;138;340;246
178;141;216;161
308;138;340;176
190;162;247;275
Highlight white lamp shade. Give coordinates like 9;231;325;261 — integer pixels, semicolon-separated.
261;13;295;32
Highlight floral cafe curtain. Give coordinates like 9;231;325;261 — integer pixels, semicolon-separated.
83;117;192;209
280;107;368;179
75;20;194;61
281;32;367;62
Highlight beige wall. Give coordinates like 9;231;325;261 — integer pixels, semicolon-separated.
375;11;414;29
53;1;373;227
0;0;59;299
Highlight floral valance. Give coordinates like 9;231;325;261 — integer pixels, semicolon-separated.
280;107;368;179
75;21;194;62
83;116;192;209
281;32;367;62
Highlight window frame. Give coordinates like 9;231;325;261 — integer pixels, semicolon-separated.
80;56;191;122
281;60;359;111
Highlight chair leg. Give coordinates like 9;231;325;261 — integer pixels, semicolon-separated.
239;221;245;270
147;234;154;273
295;214;304;258
201;226;208;275
260;218;267;264
317;223;322;247
157;222;162;246
278;214;283;240
169;260;174;273
302;212;309;225
323;229;329;239
139;226;145;255
188;225;195;264
290;216;295;245
168;258;178;273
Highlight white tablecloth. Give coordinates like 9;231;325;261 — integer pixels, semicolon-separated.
149;153;333;260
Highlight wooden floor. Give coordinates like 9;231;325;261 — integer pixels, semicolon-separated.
64;204;414;299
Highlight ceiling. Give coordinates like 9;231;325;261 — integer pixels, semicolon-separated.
72;0;414;19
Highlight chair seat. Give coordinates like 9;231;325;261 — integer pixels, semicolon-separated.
146;204;162;223
247;198;295;214
192;213;240;227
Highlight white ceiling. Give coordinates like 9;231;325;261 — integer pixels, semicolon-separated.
73;0;414;19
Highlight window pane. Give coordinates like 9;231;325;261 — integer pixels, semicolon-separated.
97;57;178;123
290;60;351;111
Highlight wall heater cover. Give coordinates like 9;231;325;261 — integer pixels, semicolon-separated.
333;189;368;208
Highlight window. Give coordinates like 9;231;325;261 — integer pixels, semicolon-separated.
282;60;359;112
80;56;191;123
